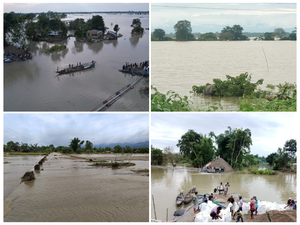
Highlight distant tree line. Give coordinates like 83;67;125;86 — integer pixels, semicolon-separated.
151;127;296;171
4;11;114;48
4;138;149;155
152;20;297;41
4;11;69;48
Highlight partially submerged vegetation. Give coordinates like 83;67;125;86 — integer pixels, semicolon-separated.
46;44;66;54
192;73;264;97
92;161;135;167
237;166;277;175
151;73;296;112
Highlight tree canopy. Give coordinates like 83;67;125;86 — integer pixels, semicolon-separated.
153;28;166;41
176;129;215;167
173;20;195;41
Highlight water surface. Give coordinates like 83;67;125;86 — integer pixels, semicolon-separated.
4;153;149;222
4;13;149;111
151;167;296;221
151;41;296;111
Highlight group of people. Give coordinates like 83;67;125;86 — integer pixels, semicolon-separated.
206;165;225;173
122;61;149;73
192;185;296;222
215;182;230;196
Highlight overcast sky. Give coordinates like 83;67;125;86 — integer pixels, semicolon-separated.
3;113;149;147
151;3;296;33
3;3;149;13
151;113;298;157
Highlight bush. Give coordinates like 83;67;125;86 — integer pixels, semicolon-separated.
192;72;264;97
46;45;66;54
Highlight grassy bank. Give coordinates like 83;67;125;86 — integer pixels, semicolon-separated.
4;152;46;156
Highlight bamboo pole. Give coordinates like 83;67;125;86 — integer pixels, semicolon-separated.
152;195;157;220
166;208;168;222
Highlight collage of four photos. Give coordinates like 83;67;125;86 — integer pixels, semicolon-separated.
2;2;297;223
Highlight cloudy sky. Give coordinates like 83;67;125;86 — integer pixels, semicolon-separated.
151;113;297;157
151;3;296;33
3;3;149;13
3;113;149;147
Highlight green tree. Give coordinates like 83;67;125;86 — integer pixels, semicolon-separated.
85;140;93;151
91;15;105;32
61;147;73;154
113;24;120;34
4;12;19;46
174;20;195;41
215;127;252;169
219;25;247;41
105;146;112;152
151;147;163;165
289;28;297;40
70;137;84;153
273;28;286;39
5;141;20;152
153;28;166;41
283;139;297;158
198;32;218;41
176;130;215;166
266;152;278;167
114;145;122;153
124;146;133;154
263;32;274;40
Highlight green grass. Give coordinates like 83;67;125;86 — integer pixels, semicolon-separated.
4;152;45;156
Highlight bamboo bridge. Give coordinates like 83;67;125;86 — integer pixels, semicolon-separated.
92;76;145;111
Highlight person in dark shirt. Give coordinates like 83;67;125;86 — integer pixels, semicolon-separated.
208;193;215;201
202;194;208;203
227;195;235;218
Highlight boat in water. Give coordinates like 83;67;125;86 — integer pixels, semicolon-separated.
56;61;95;74
176;190;185;206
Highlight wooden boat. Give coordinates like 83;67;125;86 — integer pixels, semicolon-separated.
56;61;95;74
183;190;193;204
176;190;185;206
118;67;149;77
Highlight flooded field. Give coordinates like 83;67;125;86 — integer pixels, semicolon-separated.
151;166;296;221
151;41;296;111
4;13;149;111
4;153;149;222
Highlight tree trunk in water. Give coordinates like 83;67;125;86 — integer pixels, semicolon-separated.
235;136;246;165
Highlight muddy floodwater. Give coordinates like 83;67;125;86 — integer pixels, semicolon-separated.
151;41;296;111
4;13;149;111
151;167;296;221
4;153;149;222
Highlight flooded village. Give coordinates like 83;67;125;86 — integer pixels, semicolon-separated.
4;7;149;111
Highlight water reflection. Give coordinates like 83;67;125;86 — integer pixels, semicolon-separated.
4;14;149;111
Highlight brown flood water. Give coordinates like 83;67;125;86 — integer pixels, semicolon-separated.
151;166;296;221
151;41;296;111
4;13;149;111
4;153;149;222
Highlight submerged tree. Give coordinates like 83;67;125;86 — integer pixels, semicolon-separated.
174;20;195;41
153;28;166;41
